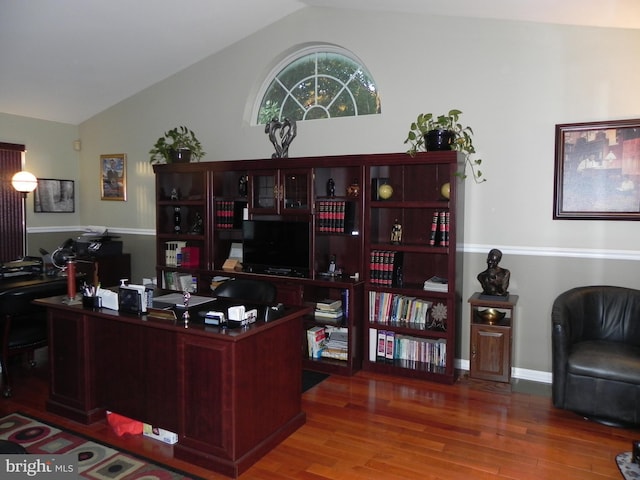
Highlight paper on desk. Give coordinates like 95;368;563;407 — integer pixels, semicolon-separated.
97;287;119;310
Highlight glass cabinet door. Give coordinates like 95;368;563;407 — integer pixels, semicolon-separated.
250;171;278;214
282;170;310;212
249;169;311;214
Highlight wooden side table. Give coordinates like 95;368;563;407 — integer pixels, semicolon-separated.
468;292;519;383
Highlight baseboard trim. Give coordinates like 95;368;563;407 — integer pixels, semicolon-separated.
456;359;551;384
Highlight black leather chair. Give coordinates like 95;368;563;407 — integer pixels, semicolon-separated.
211;278;277;303
0;279;67;397
552;285;640;426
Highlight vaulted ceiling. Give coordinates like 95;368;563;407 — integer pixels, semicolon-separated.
1;0;639;125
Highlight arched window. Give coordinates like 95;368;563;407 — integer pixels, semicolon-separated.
255;45;381;125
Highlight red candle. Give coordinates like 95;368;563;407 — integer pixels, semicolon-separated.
67;260;76;299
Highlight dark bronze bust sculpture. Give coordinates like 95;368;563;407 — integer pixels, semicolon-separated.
477;248;510;297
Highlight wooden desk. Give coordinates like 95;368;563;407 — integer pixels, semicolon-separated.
36;297;308;478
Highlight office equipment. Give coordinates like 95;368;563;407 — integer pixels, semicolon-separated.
0;258;43;278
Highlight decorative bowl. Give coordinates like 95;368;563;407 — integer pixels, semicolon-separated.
476;308;506;325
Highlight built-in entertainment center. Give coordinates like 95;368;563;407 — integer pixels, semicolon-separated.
242;219;310;277
154;151;464;383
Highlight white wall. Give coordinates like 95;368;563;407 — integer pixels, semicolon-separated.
9;7;640;379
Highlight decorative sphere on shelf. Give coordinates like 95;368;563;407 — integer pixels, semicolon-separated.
440;182;450;199
378;184;393;200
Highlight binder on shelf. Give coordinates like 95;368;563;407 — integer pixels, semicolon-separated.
165;241;187;267
181;246;200;268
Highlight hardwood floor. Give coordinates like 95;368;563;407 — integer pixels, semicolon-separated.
1;350;637;479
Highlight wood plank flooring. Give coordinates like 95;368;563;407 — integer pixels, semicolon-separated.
1;351;637;479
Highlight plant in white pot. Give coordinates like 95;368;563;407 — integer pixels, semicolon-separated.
404;109;485;182
149;126;205;164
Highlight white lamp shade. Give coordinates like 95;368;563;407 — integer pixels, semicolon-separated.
11;171;38;193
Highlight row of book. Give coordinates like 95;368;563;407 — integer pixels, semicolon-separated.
368;291;433;329
306;326;349;361
316;200;356;234
429;210;450;247
162;270;197;293
164;242;200;268
214;200;246;229
371;328;447;369
369;250;403;287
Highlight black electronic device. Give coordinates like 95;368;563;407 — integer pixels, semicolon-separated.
242;220;310;277
0;257;43;278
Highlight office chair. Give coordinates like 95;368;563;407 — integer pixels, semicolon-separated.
0;281;67;397
211;278;277;303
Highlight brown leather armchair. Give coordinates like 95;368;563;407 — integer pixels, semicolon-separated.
552;285;640;426
0;279;67;397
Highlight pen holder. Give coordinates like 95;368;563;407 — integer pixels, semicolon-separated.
82;296;102;309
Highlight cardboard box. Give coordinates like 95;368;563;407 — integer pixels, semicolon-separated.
143;423;178;445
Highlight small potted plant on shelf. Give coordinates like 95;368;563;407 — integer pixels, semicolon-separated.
149;126;205;164
404;109;485;183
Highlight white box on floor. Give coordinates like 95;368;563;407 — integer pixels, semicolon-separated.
143;423;178;444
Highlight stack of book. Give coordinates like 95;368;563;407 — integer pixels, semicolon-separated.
321;326;348;361
314;298;343;324
423;275;448;293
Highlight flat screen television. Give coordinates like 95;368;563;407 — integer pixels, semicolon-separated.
242;220;310;277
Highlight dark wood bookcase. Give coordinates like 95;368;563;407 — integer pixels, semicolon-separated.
362;152;464;384
153;151;463;381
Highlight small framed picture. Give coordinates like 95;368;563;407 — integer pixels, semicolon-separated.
100;153;127;201
554;119;640;220
34;179;75;213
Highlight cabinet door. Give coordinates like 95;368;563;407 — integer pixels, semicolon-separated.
249;169;311;215
47;310;99;422
93;320;179;430
178;335;232;456
249;170;278;214
470;324;511;383
281;169;310;213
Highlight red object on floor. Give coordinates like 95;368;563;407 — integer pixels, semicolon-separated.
106;411;143;436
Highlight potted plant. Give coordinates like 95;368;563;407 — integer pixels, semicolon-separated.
404;109;485;182
149;126;205;164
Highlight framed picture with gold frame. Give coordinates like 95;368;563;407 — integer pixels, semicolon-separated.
100;153;127;201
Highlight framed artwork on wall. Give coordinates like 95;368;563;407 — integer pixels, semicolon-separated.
100;153;127;201
33;179;75;213
554;119;640;220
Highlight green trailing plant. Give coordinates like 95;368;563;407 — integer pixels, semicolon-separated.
404;109;485;183
149;126;205;164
